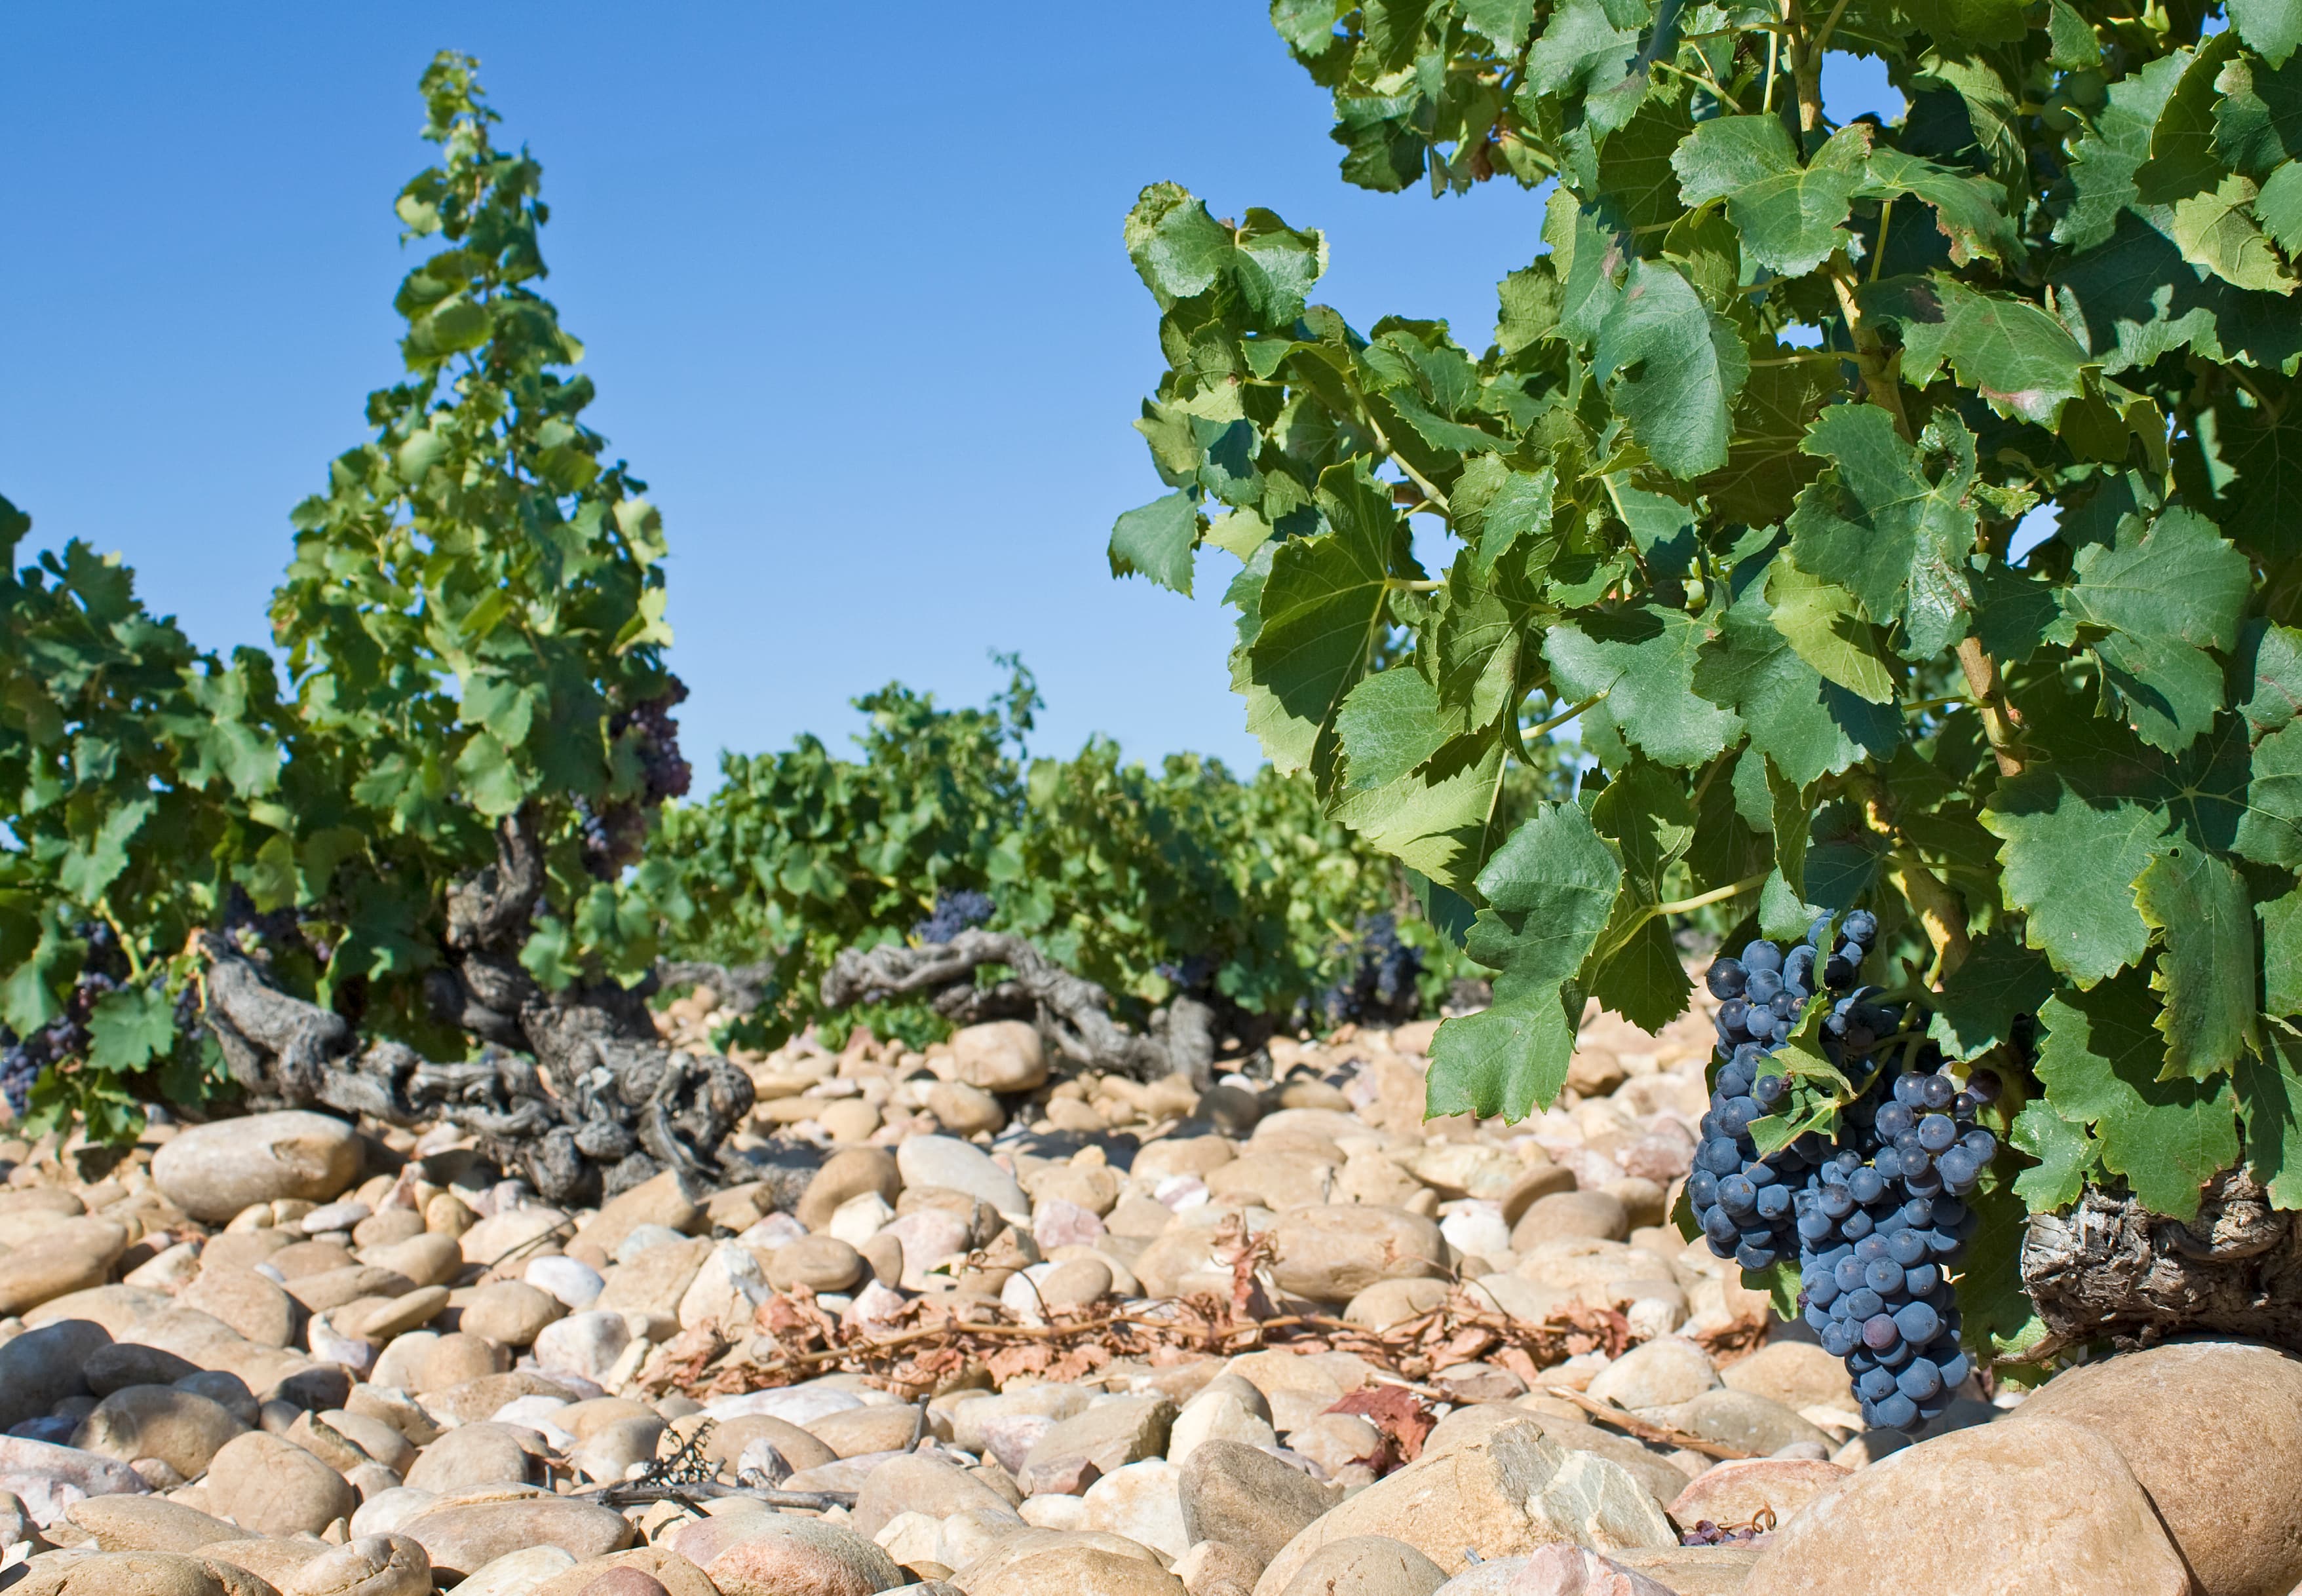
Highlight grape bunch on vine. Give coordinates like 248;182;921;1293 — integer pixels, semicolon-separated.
1114;0;2302;1364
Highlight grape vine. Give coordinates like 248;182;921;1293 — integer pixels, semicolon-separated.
1114;1;2302;1367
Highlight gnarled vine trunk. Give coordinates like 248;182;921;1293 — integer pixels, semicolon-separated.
203;811;777;1209
2019;1170;2302;1355
820;928;1219;1090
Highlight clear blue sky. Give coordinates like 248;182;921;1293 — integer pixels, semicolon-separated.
0;8;1891;785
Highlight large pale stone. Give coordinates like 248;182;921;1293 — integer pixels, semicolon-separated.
1583;1339;1718;1411
1743;1415;2194;1596
893;1137;1029;1221
1718;1340;1855;1415
950;1021;1047;1092
151;1112;362;1224
1178;1440;1337;1570
202;1431;358;1536
660;1513;903;1596
575;1172;701;1261
1266;1207;1444;1304
1275;1536;1447;1596
64;1495;250;1553
1252;1420;1673;1593
74;1386;246;1479
398;1492;634;1582
0;1435;152;1528
2009;1339;2302;1596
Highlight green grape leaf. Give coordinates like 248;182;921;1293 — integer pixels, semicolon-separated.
2055;48;2191;251
2133;844;2258;1078
1931;932;2058;1059
1593;257;1749;479
1108;491;1202;596
2235;719;2302;870
58;798;155;904
2236;620;2302;738
1961;1183;2049;1361
1544;605;1744;767
1236;463;1403;784
1453;455;1559;579
2009;1099;2095;1211
1697;357;1840;525
1763;559;1900;706
2035;969;2238;1221
2137;31;2244;206
1527;0;1647;134
2260;881;2302;1016
1981;771;2168;986
2063;506;2249;753
1671;117;1871;276
2171;173;2299;293
1896;0;2032;47
2237;1025;2302;1209
2211;54;2302;179
1786;406;1978;658
2231;0;2302;69
1693;567;1901;788
1459;0;1537;48
1124;183;1327;329
1970;561;2077;666
86;986;179;1074
2259;162;2302;256
1869;275;2089;427
1333;669;1510;892
1428;801;1625;1120
1860;147;2024;267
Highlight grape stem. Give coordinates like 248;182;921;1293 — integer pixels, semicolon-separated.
1594;869;1772;965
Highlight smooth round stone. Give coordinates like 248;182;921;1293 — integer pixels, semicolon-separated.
280;1534;431;1596
202;1431;359;1536
301;1202;375;1237
442;1546;577;1596
524;1257;604;1309
457;1283;564;1348
5;1549;231;1596
400;1494;636;1583
151;1112;363;1224
532;1313;632;1386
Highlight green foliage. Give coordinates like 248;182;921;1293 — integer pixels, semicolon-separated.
1115;0;2302;1362
2;53;683;1130
649;662;1514;1045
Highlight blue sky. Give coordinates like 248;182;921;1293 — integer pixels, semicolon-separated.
0;8;1895;785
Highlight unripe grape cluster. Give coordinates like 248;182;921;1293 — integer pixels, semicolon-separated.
1690;911;2001;1431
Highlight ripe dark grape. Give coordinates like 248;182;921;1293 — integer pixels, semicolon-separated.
1691;910;2012;1434
913;888;997;944
1318;913;1425;1027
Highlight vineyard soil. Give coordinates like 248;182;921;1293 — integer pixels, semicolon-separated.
0;981;2288;1594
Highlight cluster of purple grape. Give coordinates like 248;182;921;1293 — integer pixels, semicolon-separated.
615;677;693;805
575;795;649;881
913;888;996;943
1792;1065;1995;1430
0;922;128;1116
1318;912;1422;1027
1687;913;1884;1272
1689;911;2003;1432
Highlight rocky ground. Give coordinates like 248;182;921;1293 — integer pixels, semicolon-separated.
0;988;2295;1596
